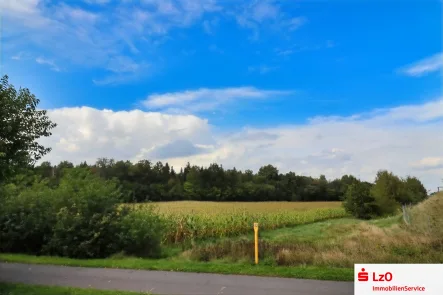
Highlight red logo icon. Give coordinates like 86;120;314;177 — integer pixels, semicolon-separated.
358;268;369;281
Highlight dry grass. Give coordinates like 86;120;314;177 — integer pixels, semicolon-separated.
404;192;443;237
152;201;342;215
189;222;443;267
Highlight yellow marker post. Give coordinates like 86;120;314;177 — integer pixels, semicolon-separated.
254;222;259;264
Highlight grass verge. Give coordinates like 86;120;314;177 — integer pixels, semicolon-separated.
0;253;353;281
0;283;151;295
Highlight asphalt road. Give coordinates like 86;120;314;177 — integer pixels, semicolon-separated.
0;262;353;295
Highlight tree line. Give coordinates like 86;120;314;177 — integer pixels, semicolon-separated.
7;157;425;207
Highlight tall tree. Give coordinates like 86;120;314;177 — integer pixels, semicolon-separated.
371;170;403;215
0;75;56;183
343;180;377;219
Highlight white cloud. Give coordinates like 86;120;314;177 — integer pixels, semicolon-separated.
11;52;31;60
251;1;279;22
83;0;111;5
39;107;214;165
398;53;443;77
2;0;220;83
4;0;309;81
39;98;443;191
142;87;293;113
284;17;307;31
0;0;40;16
91;56;151;85
232;1;307;39
55;4;99;24
35;57;60;72
411;157;443;170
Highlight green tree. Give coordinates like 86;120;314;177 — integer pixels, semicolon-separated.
371;170;403;216
402;176;427;204
343;181;377;219
258;164;279;182
0;75;56;183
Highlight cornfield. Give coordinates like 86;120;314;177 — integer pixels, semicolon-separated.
128;202;348;244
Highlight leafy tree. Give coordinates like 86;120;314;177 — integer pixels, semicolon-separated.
402;176;427;204
258;164;279;182
343;180;377;219
371;170;403;216
0;75;57;183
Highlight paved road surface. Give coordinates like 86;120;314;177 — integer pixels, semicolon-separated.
0;262;353;295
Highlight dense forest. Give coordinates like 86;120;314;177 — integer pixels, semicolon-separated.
8;158;424;204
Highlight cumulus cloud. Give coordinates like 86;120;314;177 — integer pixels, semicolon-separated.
39;107;214;165
398;53;443;77
142;87;293;113
39;98;443;191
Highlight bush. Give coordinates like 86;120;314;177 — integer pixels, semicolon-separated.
0;168;165;259
0;181;56;254
43;168;126;258
118;205;164;258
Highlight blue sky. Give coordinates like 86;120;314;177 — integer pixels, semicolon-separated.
1;0;443;190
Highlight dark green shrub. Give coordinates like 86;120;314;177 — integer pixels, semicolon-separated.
0;182;56;254
118;205;164;258
43;168;125;258
1;168;165;259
